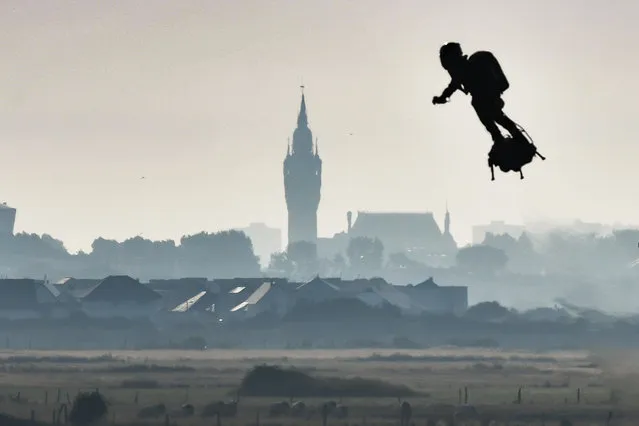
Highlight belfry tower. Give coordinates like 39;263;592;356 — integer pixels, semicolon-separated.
283;86;322;248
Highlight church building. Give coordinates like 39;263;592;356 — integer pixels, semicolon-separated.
282;87;457;266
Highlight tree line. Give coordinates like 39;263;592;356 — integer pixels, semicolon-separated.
0;230;260;280
0;226;637;282
268;229;639;280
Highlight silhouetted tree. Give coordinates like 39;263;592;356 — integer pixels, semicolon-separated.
551;229;639;277
347;237;384;274
9;232;69;259
268;251;294;276
69;391;108;426
90;237;121;263
464;301;513;321
482;232;542;274
541;232;603;276
120;236;155;258
482;232;518;253
332;253;347;273
386;252;425;269
180;230;260;278
88;236;179;279
455;244;508;275
612;229;639;262
149;239;179;277
517;232;535;253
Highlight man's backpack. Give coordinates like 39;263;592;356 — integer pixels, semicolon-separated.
469;51;510;95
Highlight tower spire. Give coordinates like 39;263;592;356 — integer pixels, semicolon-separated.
444;200;451;235
297;85;308;128
284;84;322;251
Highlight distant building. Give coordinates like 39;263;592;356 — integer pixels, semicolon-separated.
78;275;162;318
348;211;453;255
402;277;468;316
192;276;468;319
472;220;525;244
525;219;614;236
225;280;292;322
0;278;67;320
317;209;457;265
0;203;16;235
236;223;282;266
295;276;341;303
146;278;210;311
284;87;322;251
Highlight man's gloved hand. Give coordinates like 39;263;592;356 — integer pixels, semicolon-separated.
432;95;447;105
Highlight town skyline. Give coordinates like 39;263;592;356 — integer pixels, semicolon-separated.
1;0;638;253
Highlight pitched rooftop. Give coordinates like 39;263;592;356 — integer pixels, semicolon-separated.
82;275;161;304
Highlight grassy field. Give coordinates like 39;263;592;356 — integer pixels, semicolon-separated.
0;347;637;425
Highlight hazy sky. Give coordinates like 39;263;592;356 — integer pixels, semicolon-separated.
0;0;637;252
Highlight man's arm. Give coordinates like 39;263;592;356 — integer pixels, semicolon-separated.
440;79;461;99
433;78;462;105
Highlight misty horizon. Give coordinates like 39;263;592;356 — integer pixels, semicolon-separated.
1;0;638;253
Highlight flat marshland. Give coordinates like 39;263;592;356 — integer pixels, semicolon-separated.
0;348;637;425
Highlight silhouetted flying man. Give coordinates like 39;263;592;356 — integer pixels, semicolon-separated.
432;42;523;144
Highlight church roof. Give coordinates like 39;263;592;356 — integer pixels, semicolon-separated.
348;211;443;249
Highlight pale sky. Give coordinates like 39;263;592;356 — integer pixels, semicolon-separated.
0;0;637;253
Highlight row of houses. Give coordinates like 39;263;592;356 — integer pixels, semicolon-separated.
0;275;468;321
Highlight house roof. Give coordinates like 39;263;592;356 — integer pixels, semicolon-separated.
369;286;418;312
0;279;40;309
297;276;340;291
213;278;280;295
55;277;101;288
324;277;392;294
54;278;102;299
146;279;210;310
82;275;161;304
230;281;272;312
171;290;217;313
147;278;209;292
356;285;426;314
295;277;342;303
415;277;439;288
42;281;61;298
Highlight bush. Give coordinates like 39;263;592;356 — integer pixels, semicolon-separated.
69;391;108;426
240;364;418;397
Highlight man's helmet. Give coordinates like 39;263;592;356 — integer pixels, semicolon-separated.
439;42;463;69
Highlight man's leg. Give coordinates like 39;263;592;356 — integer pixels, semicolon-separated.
471;100;504;144
493;99;525;141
